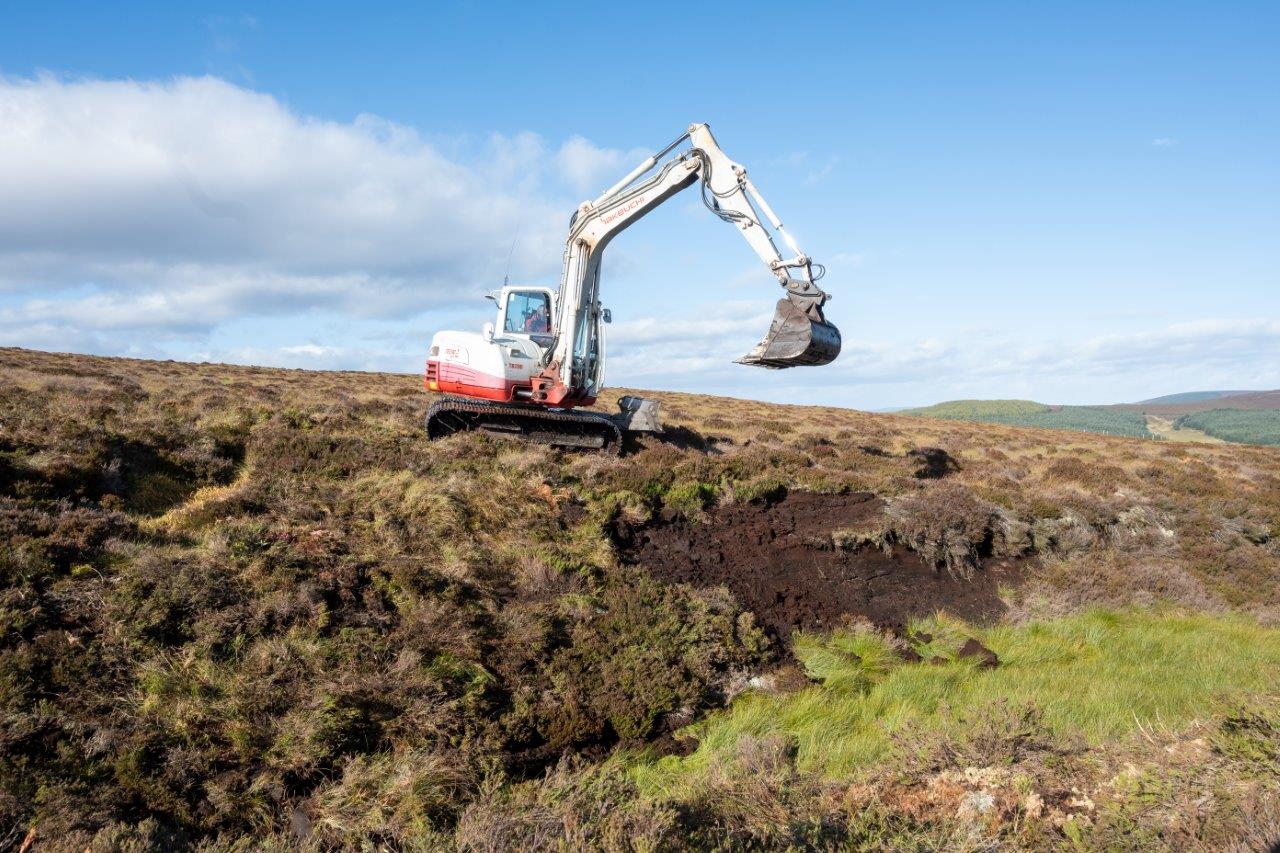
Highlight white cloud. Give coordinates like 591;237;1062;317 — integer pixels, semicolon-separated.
850;319;1280;390
1152;137;1178;147
804;155;839;186
554;135;650;196
1063;319;1280;373
603;313;1280;407
200;343;358;371
601;300;936;388
0;74;573;343
280;343;343;358
608;301;773;349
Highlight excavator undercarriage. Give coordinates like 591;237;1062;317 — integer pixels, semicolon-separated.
426;394;660;454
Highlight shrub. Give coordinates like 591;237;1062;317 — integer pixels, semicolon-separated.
507;573;766;748
885;484;1017;576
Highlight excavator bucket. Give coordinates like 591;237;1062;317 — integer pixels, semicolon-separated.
736;297;842;368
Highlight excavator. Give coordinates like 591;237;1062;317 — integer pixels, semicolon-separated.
424;122;840;452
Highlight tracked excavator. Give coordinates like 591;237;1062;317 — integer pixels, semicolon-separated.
424;122;840;452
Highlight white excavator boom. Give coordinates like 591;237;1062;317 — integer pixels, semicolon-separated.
529;122;839;407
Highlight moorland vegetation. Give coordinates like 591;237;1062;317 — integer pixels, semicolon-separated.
904;400;1152;438
2;348;1278;850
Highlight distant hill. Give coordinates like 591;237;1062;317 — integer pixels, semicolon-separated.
904;399;1049;419
903;399;1151;438
1136;390;1257;405
1117;389;1280;417
900;391;1280;444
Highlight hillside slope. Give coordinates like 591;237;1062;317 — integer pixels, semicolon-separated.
2;348;1279;850
904;399;1152;438
1118;389;1280;417
1136;390;1258;405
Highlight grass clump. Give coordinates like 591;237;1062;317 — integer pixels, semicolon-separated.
883;483;1019;577
639;610;1280;786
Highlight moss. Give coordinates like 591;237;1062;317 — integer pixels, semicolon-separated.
661;481;718;519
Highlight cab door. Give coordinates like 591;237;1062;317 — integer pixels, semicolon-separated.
498;289;553;337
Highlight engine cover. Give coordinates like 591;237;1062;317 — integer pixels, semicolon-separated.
425;330;542;402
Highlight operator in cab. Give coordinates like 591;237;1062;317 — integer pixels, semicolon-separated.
524;303;550;334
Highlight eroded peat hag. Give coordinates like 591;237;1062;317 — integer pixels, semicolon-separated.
614;490;1021;643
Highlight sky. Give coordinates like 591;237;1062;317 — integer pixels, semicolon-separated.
1;1;1277;409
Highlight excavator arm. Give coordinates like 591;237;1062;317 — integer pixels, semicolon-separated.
530;123;841;407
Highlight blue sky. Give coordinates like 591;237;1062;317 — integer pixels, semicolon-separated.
1;1;1277;409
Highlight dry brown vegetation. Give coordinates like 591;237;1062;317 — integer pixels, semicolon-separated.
1116;389;1280;417
2;347;1279;850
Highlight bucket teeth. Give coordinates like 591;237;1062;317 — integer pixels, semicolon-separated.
737;297;842;368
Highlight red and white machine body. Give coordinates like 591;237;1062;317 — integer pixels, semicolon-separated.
425;285;590;405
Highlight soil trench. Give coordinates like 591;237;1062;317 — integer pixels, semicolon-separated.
615;491;1018;643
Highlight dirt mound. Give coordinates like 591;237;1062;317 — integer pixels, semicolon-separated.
615;491;1018;643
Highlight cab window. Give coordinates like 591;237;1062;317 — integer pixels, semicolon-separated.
504;291;551;334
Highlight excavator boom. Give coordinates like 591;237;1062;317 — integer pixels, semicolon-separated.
530;123;840;408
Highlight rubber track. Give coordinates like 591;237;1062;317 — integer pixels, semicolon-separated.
426;396;623;454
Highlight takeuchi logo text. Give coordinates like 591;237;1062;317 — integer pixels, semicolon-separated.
600;195;646;225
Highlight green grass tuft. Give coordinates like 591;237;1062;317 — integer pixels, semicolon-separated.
636;610;1280;791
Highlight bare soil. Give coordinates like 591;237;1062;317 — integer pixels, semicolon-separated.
615;490;1020;643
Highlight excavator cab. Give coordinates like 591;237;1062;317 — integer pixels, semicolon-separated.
495;286;556;350
501;289;553;335
736;279;841;368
